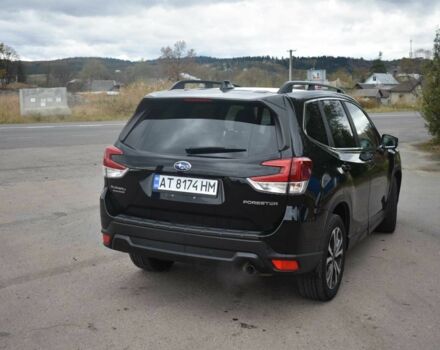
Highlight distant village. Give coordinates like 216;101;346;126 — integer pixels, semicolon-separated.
340;72;421;106
60;69;422;106
307;68;422;106
15;69;423;117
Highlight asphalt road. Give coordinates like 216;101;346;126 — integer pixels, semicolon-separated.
0;111;439;350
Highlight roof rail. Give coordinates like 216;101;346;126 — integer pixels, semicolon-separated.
169;80;239;91
278;81;345;94
220;80;235;92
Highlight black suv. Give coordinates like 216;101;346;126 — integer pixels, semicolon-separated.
100;80;401;301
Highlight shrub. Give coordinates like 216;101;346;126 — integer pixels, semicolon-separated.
0;93;20;123
354;98;379;110
72;81;169;120
422;29;440;143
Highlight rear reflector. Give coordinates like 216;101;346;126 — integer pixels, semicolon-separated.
247;157;312;195
102;233;112;246
272;259;299;271
103;145;128;178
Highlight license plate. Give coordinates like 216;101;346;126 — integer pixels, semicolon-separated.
152;174;218;197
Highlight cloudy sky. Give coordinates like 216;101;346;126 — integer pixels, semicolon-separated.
1;0;439;61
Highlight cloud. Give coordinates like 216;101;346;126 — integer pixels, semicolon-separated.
0;0;243;16
1;0;439;60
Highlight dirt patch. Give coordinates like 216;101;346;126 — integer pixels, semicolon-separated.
414;140;440;156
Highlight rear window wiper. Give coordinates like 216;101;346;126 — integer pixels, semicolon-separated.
185;146;247;154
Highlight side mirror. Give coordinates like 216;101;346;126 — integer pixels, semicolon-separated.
380;134;398;150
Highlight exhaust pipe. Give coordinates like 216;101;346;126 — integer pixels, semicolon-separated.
243;262;256;275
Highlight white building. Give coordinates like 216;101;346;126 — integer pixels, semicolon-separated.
364;73;399;86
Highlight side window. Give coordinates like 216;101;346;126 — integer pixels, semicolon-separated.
304;101;329;145
322;100;356;148
345;102;379;150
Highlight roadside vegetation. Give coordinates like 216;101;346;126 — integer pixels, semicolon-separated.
0;82;420;124
354;97;420;113
0;81;168;124
421;29;440;144
415;139;440;155
0;39;431;123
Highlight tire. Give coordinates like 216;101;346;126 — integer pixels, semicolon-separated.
375;180;398;234
129;252;174;272
297;214;346;301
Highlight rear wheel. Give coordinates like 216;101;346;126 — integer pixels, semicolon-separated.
375;180;398;233
297;214;346;301
129;252;174;272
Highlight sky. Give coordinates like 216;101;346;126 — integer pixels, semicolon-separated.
1;0;439;61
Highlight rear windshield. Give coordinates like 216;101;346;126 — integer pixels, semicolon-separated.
123;99;280;158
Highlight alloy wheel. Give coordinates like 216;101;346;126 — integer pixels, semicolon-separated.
326;226;344;290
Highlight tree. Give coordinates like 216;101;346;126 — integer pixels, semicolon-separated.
124;61;157;84
159;41;196;81
328;68;353;87
47;62;74;86
79;59;111;81
352;66;369;83
422;29;440;142
414;48;432;59
370;51;387;73
399;57;417;74
0;42;20;86
16;61;25;83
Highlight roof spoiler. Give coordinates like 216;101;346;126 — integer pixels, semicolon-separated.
278;81;345;94
169;80;239;91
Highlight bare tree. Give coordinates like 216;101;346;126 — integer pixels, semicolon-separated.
159;41;196;81
47;62;74;87
0;42;20;86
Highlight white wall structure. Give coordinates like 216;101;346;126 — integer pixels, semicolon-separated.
19;87;71;116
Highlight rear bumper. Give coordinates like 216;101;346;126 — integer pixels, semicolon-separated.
101;189;323;274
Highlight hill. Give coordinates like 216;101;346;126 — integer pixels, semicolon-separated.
20;55;429;88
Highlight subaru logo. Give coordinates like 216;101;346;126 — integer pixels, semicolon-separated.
174;161;192;171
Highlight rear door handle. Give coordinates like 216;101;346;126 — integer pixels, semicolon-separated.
341;163;351;172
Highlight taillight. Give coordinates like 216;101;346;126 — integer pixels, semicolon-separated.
103;145;128;178
247;157;312;195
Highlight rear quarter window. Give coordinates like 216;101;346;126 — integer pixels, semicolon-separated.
304;101;329;145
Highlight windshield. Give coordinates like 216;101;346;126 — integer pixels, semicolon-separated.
123;99;280;158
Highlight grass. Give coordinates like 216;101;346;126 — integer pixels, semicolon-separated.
364;105;420;113
353;97;420;113
414;139;440;155
0;81;169;124
0;94;21;123
0;82;421;123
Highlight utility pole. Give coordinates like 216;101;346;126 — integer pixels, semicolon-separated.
409;39;413;58
288;49;297;81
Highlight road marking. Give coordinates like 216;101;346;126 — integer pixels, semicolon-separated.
0;123;125;131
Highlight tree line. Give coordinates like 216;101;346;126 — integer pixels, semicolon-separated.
0;40;432;89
